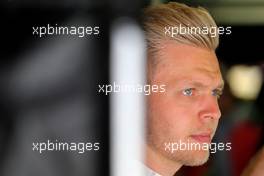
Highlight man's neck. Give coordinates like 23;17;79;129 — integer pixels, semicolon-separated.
145;145;182;176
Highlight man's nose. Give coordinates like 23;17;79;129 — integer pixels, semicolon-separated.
198;95;221;120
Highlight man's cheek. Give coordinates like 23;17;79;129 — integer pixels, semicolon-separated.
212;120;220;136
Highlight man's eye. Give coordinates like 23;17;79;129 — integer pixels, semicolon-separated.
212;89;223;99
182;88;194;96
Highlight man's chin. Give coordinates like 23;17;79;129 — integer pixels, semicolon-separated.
183;150;210;166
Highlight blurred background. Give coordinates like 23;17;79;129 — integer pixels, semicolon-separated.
1;0;264;176
0;2;111;176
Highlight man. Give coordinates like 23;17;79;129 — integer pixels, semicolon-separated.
142;2;224;176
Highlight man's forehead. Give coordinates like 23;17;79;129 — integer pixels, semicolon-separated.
157;43;219;67
151;43;223;83
179;64;223;80
156;58;222;76
168;67;224;89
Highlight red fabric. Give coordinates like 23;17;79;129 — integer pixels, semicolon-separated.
229;121;262;176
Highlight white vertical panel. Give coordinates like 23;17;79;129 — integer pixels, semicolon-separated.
110;18;146;176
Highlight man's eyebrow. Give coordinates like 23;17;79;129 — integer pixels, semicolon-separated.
175;80;208;88
189;81;207;88
179;79;225;90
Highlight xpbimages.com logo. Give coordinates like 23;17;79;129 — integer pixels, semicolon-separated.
98;82;166;95
32;24;100;37
164;24;231;38
32;140;100;154
164;140;232;154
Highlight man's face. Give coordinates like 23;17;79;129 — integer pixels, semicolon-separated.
147;42;224;166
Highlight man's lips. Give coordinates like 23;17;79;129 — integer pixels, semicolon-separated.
190;133;212;143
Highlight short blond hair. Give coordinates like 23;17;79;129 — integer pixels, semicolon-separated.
142;2;219;58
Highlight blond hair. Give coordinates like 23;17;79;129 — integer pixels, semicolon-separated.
142;2;219;58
